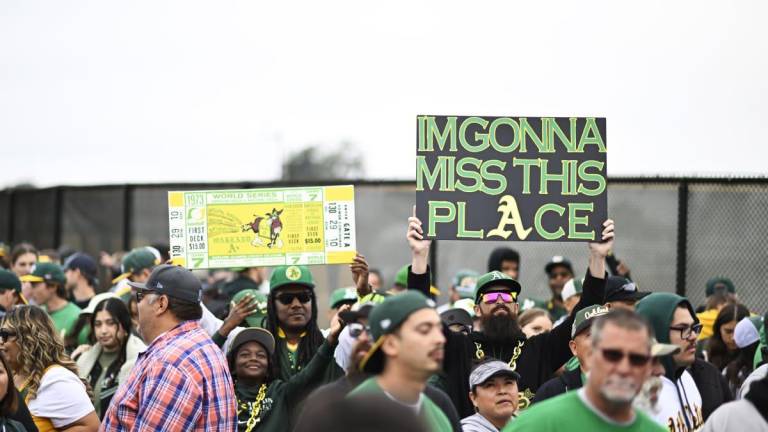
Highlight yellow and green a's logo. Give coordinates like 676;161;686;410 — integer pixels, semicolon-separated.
285;266;302;281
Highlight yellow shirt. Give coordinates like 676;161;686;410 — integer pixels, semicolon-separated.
697;309;719;340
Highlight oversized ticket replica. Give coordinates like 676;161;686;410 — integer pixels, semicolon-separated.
168;185;356;269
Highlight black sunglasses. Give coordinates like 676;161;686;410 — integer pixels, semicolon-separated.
0;328;17;343
600;348;651;367
275;292;313;305
134;289;158;302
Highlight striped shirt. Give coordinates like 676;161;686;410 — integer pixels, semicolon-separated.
100;320;237;431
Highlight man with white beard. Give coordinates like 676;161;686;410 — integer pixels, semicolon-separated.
505;309;665;431
633;339;692;427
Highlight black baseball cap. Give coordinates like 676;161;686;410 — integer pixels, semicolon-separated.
604;276;648;303
127;264;202;303
440;308;473;328
545;256;573;275
63;253;98;279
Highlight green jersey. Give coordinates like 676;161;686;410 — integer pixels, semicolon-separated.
348;377;452;432
504;390;666;432
565;356;581;371
46;302;81;340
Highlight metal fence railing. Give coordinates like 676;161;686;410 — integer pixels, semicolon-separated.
2;178;767;317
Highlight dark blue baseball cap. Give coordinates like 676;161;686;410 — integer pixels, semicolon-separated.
63;253;98;279
127;264;202;303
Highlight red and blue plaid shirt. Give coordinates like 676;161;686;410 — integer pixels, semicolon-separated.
101;320;237;431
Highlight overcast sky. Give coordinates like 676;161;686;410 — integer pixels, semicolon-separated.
1;0;767;188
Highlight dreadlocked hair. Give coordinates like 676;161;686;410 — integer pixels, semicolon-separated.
3;305;92;400
265;289;325;373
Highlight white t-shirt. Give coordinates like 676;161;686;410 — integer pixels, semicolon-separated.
27;366;95;428
646;370;704;431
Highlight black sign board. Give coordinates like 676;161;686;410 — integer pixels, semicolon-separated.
416;115;607;242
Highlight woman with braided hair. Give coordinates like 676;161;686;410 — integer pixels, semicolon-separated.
0;305;99;431
228;304;346;432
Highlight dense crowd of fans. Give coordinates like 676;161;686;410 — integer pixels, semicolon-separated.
0;212;764;431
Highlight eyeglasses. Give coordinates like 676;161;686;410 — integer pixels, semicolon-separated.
0;328;17;343
348;323;371;338
275;292;313;305
599;348;651;367
134;289;158;302
669;323;703;340
481;292;517;305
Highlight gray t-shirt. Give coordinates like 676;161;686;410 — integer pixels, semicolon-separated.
461;413;500;432
703;400;768;432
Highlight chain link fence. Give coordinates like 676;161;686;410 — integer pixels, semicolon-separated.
1;178;767;319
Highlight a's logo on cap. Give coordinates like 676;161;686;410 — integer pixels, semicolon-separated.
380;318;392;330
584;305;611;319
491;271;504;280
426;299;436;308
155;282;164;289
622;282;637;292
285;266;302;281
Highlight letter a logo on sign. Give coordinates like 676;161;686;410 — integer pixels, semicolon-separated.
487;196;533;240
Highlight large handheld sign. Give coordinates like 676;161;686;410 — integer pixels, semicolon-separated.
169;185;356;269
416;115;607;241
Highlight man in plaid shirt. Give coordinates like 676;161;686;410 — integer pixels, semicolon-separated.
101;264;237;431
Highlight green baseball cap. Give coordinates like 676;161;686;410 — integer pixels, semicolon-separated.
473;271;522;303
705;277;735;297
572;304;611;338
452;269;479;299
0;270;21;293
270;265;314;291
562;278;584;301
359;291;437;374
231;289;269;328
394;265;409;287
329;287;358;310
112;247;160;284
19;262;66;285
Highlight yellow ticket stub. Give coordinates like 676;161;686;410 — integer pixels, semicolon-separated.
168;185;356;269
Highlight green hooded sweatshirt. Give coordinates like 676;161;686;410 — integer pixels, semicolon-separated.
635;292;698;380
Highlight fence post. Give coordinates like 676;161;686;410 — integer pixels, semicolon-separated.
676;181;689;297
6;190;15;244
122;186;133;251
429;239;438;291
53;187;63;249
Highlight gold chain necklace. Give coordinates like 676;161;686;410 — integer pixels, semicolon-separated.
237;384;268;432
474;340;525;370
